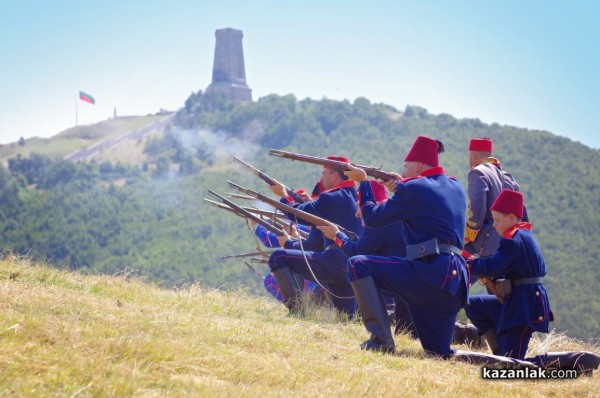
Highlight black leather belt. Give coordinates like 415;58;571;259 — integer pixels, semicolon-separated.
438;244;462;256
513;277;543;286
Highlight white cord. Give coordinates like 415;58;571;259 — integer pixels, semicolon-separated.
292;211;353;300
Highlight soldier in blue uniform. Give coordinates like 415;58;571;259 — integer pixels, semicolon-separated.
254;185;326;302
256;224;325;303
268;156;363;315
316;180;407;325
343;136;469;357
317;180;406;259
465;138;525;258
465;189;552;359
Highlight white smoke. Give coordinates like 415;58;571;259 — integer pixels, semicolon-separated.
170;127;261;165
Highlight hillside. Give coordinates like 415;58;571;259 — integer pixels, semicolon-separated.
1;92;599;340
0;114;171;165
1;256;598;396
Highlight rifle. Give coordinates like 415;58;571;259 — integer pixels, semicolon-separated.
207;190;285;237
270;216;310;239
227;181;359;241
249;258;269;264
204;198;287;219
220;251;274;260
204;199;309;239
269;149;397;182
233;156;307;203
244;261;265;278
225;192;256;201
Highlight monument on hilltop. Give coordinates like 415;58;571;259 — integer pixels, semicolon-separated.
206;28;252;102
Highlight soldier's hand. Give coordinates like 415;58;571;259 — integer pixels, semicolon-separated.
381;172;400;192
277;229;291;247
298;190;311;202
316;222;339;240
478;276;492;286
344;164;368;182
269;180;286;197
289;224;301;239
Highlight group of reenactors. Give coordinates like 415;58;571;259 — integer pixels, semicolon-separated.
223;135;599;375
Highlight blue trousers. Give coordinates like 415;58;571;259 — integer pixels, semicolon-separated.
269;248;356;315
465;295;533;359
348;255;467;357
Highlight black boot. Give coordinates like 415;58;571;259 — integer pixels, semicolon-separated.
482;329;501;355
540;351;600;376
393;298;418;339
452;321;484;348
351;277;395;354
272;268;301;313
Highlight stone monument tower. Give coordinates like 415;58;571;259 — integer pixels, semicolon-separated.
206;28;252;101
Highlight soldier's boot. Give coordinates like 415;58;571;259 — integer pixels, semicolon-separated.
539;351;600;377
393;299;418;339
452;321;484;348
272;268;302;313
483;329;501;355
351;277;395;354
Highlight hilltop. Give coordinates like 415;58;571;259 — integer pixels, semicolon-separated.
0;114;172;166
1;255;598;396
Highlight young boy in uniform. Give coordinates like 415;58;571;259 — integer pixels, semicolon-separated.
466;189;552;359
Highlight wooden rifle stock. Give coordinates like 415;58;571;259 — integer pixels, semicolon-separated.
269;149;396;182
227;181;359;241
233;156;306;203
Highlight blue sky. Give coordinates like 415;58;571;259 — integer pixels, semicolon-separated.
1;0;599;148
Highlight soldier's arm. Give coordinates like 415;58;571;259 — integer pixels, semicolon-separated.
465;169;488;243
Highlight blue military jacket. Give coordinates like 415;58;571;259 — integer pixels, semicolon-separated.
254;224;320;250
470;223;552;334
358;167;468;299
334;219;407;258
280;180;363;248
284;228;324;252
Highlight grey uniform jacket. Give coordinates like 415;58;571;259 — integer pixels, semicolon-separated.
465;159;522;257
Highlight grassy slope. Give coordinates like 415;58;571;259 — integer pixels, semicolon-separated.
0;115;167;164
1;256;598;397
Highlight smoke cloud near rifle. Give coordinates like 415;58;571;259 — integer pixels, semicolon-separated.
169;127;261;168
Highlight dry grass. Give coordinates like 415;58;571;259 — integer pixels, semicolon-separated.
0;255;598;397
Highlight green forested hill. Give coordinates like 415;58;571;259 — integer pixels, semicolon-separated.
1;91;598;339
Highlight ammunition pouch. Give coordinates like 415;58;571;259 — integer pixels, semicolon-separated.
406;238;461;261
495;277;543;301
494;279;512;301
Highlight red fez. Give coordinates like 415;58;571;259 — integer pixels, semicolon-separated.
358;180;388;204
404;136;439;167
491;189;524;218
324;156;350;168
469;138;493;152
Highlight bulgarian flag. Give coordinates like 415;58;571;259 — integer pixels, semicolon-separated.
79;91;95;105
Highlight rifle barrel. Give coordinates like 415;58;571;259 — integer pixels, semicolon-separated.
220;251;274;259
207;190;284;236
227;181;359;241
233;156;306;203
269;149;396;181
